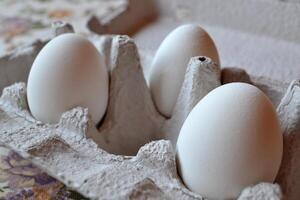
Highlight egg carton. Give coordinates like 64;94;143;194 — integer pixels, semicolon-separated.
0;24;299;200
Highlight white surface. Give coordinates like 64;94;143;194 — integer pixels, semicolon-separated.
134;18;300;83
176;83;283;199
154;0;300;43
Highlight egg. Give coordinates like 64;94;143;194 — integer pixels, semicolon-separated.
176;83;282;199
27;33;108;124
149;24;220;117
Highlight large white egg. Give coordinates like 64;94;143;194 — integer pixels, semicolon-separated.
176;83;282;199
149;24;220;117
27;33;108;124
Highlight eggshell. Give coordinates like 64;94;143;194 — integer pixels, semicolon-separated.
27;33;108;124
176;83;283;199
149;24;220;117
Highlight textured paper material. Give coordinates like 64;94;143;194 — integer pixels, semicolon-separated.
0;25;299;199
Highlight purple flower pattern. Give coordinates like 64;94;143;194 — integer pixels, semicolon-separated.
0;145;84;200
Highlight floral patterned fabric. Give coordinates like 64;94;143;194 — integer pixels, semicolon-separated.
0;145;87;200
0;0;125;54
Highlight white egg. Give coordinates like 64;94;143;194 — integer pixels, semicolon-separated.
27;33;108;124
176;83;282;199
149;24;220;117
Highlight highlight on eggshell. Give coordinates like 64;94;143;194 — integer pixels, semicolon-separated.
27;33;109;124
176;82;283;199
149;24;220;118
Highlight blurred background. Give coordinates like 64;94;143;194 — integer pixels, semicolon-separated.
0;0;300;83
